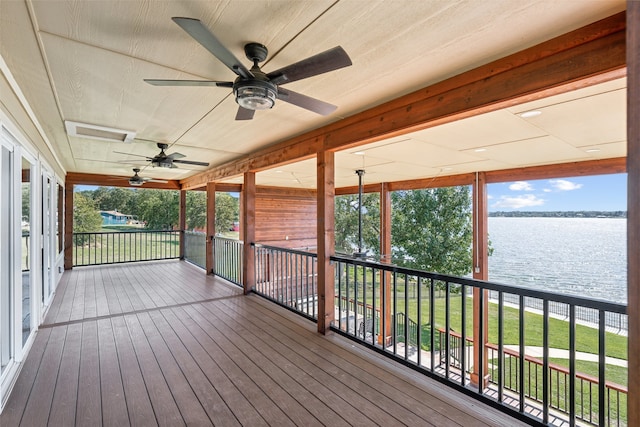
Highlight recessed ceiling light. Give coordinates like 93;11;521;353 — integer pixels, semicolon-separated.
518;110;542;118
474;148;487;152
354;151;366;155
586;148;601;153
275;170;283;173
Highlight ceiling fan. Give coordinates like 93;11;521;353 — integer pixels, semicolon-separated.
144;17;353;120
115;143;210;169
128;168;168;186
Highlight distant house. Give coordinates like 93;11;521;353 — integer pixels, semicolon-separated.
99;210;135;226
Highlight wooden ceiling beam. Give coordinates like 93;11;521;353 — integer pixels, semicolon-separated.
180;12;626;190
66;172;180;190
485;157;626;183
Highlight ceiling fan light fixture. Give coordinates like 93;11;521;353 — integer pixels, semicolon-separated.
234;80;277;110
129;179;144;186
152;159;173;168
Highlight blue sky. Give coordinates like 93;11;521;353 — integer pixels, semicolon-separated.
488;173;627;211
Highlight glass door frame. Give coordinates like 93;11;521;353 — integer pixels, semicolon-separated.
20;150;37;352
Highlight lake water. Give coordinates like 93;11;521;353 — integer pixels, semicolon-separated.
488;217;627;304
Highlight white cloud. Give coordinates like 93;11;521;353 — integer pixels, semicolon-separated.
543;188;552;193
549;179;583;191
509;181;533;191
492;194;545;209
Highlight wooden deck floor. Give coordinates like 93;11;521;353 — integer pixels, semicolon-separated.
1;260;526;426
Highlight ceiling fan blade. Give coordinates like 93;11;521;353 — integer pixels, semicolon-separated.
235;106;255;121
173;159;210;167
277;88;337;116
172;17;253;80
142;178;169;183
267;46;352;85
113;151;152;159
144;79;233;87
167;152;186;160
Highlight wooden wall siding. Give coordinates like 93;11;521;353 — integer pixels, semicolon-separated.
255;189;317;249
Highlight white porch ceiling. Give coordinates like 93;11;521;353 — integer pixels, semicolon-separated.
0;0;626;187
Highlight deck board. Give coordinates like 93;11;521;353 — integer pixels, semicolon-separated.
48;322;82;426
1;260;527;426
76;321;102;426
96;317;129;427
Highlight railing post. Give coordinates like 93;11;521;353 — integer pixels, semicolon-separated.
206;182;216;275
379;182;392;346
179;189;186;260
317;150;335;334
242;172;256;294
471;171;489;388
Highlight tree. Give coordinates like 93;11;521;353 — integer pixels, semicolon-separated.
95;187;134;213
391;187;472;276
73;192;103;234
186;191;207;230
134;189;179;229
334;193;380;255
215;192;239;233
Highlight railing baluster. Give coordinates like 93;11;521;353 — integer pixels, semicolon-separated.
518;294;525;411
417;276;421;366
382;269;387;352
393;271;398;355
570;304;576;426
445;281;450;380
404;273;409;360
429;278;435;372
461;284;466;386
599;308;606;427
543;298;549;424
498;291;504;404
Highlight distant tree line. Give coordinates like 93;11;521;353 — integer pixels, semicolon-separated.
489;211;626;218
73;187;238;232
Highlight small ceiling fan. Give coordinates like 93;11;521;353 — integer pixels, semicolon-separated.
144;17;352;120
115;143;210;169
128;168;168;186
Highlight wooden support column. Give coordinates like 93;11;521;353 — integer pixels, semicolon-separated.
379;182;392;345
206;182;216;275
471;172;489;388
179;189;186;260
317;151;335;334
63;183;74;270
627;2;639;426
242;172;256;294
